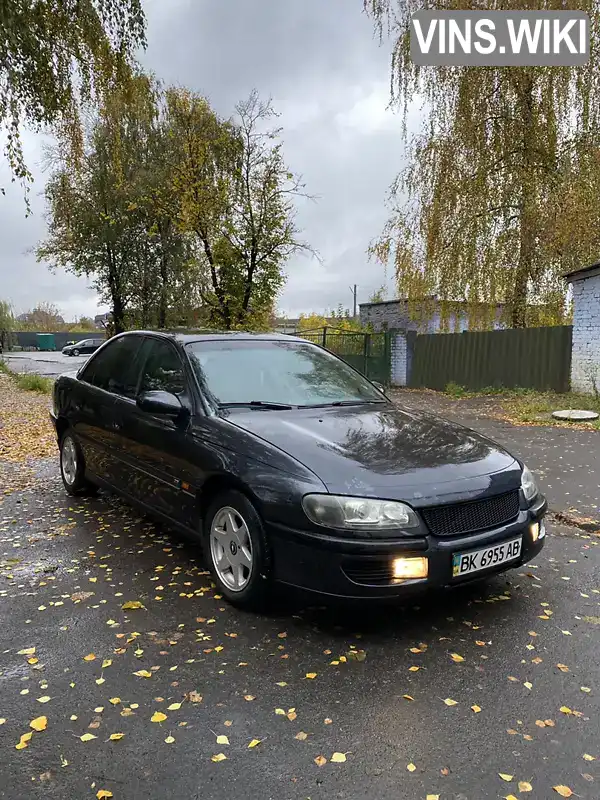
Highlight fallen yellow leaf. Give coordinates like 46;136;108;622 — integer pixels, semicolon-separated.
37;696;51;704
426;796;440;800
102;659;112;669
407;762;416;772
151;712;167;723
244;695;255;701
314;755;327;766
83;653;96;661
471;705;482;713
324;718;332;725
211;753;227;762
95;678;105;685
96;792;113;799
15;732;33;750
248;739;261;748
275;708;286;715
165;736;175;744
109;733;125;741
109;698;121;705
556;664;569;672
505;795;519;800
287;710;297;721
167;703;182;711
305;672;317;679
331;752;347;763
524;681;533;690
30;716;47;732
450;653;464;663
583;754;596;761
122;600;145;610
559;706;572;715
403;694;415;701
295;731;308;741
499;773;514;782
276;681;287;687
80;733;97;742
408;666;420;672
0;718;5;725
443;698;458;706
17;647;35;655
519;781;533;792
216;735;229;745
134;670;152;678
553;787;573;798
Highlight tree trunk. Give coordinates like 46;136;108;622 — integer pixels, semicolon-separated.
511;75;536;329
158;220;170;329
106;242;126;334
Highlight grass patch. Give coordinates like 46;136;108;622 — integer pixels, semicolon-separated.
501;389;600;428
441;381;600;429
0;360;53;394
14;373;53;395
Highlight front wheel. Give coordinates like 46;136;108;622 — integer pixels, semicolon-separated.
203;490;272;610
59;431;97;496
72;349;80;357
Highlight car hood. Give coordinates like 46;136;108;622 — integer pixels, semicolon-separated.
225;403;521;505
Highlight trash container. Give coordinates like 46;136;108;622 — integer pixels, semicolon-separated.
37;333;56;351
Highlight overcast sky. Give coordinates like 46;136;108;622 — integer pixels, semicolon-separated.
0;0;405;321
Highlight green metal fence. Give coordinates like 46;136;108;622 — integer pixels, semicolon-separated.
408;325;573;392
293;327;391;385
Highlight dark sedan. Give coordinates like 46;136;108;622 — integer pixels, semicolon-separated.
62;338;104;356
50;331;547;608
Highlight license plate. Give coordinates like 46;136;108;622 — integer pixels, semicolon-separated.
452;537;522;578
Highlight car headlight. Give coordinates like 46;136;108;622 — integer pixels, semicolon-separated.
302;494;419;531
521;465;538;503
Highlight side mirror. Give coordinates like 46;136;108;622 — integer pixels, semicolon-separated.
137;390;184;417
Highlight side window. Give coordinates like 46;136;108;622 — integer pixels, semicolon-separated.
81;336;143;398
139;340;186;396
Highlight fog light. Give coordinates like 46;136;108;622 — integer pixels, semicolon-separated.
392;556;428;580
530;521;545;542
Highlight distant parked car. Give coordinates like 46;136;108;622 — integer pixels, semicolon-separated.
62;339;104;357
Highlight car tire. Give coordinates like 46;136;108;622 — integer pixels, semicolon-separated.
59;430;97;497
72;349;80;357
203;489;272;610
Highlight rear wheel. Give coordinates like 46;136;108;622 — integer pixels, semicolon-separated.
203;490;272;609
59;431;97;496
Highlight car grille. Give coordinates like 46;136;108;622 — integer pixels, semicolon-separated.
421;490;520;537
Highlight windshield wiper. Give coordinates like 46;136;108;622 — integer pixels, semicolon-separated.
299;399;387;408
218;401;295;410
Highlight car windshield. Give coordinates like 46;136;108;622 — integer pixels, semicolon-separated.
186;340;385;408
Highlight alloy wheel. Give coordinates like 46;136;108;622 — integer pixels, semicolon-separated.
61;437;78;486
209;506;254;592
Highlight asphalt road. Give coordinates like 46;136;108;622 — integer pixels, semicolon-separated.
1;467;598;800
3;351;88;378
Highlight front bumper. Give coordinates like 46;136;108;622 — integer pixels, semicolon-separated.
268;495;548;599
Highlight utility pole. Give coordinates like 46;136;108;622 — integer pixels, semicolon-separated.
350;284;357;319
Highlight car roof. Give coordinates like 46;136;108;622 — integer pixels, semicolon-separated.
114;330;309;345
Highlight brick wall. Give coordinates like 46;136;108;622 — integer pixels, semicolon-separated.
390;332;408;385
571;273;600;393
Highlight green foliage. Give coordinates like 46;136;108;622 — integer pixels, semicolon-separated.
0;300;16;349
39;80;307;333
168;89;310;330
15;302;64;332
297;311;366;333
15;373;53;395
0;359;10;375
0;0;145;206
366;0;600;328
369;285;388;303
444;381;466;398
38;74;195;333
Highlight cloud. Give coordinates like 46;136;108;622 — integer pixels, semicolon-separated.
0;0;402;320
